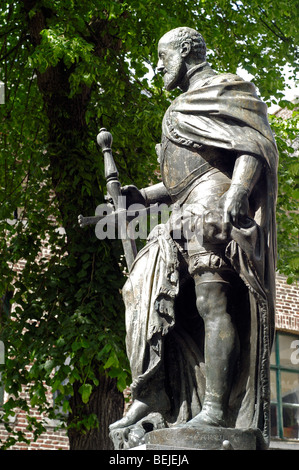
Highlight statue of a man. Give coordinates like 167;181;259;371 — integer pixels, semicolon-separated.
109;27;278;449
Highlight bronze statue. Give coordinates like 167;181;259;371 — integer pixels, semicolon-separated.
86;27;278;450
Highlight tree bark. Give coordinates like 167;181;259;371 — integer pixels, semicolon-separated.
68;375;124;450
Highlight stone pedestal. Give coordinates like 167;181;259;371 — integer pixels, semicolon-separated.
144;426;267;450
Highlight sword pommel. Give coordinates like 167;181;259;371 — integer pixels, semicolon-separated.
97;128;113;152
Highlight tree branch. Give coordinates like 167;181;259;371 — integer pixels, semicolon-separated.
258;6;289;42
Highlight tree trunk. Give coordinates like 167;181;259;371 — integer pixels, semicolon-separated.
68;375;124;450
23;1;126;450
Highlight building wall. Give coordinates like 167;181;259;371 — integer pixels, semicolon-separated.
0;381;70;450
0;273;298;450
275;275;299;333
0;413;69;450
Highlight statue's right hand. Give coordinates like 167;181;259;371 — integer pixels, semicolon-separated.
121;185;146;207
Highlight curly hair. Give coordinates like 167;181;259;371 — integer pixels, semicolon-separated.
162;27;206;61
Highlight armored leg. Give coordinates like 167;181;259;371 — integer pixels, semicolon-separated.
186;271;239;427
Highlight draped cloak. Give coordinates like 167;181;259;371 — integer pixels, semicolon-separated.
122;67;278;448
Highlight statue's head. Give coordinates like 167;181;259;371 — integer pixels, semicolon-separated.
157;27;206;91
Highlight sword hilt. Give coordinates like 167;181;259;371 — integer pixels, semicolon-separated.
97;128;122;210
96;128;137;270
97;128;117;181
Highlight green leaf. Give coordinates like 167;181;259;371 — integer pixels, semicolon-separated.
44;359;55;373
103;350;119;370
79;383;93;404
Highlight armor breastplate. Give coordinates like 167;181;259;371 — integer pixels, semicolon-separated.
160;137;223;200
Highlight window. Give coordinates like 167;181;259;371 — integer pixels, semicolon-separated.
271;332;299;439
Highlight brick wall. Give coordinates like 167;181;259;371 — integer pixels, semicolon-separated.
0;381;70;450
0;412;69;450
276;274;299;333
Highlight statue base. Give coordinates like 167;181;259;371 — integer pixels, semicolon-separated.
144;426;267;450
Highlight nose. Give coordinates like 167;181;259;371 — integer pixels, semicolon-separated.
156;58;165;74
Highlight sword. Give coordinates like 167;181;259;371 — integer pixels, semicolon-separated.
96;128;138;270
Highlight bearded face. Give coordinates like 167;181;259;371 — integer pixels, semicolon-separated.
157;40;187;91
